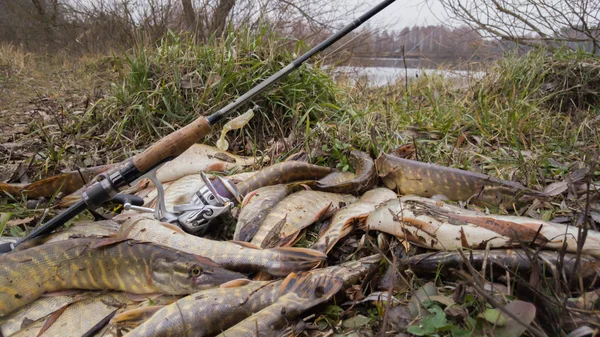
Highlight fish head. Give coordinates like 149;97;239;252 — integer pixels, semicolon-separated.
151;252;247;294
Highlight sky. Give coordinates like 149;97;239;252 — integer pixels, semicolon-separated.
340;0;453;31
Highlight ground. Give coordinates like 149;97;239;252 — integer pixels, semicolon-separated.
1;33;599;336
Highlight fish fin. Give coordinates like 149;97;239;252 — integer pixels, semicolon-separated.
36;303;69;336
40;289;82;297
241;189;260;207
252;272;273;281
264;247;327;277
278;272;300;296
124;292;164;302
317;202;335;221
230;240;262;249
82;308;119;337
236;218;263;242
220;278;252;288
111;306;164;328
278;272;344;302
92;237;132;248
277;231;301;248
160;222;187;234
261;216;288;248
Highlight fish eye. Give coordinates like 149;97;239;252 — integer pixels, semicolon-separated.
190;266;203;277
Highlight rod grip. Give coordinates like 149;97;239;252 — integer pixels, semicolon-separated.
132;116;212;172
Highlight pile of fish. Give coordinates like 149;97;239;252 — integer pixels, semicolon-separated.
1;144;600;336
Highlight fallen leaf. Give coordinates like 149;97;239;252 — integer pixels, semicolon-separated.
386;305;413;331
444;304;468;320
494;300;536;337
478;308;506;326
543;168;587;196
427;295;455;307
342;314;371;329
7;216;36;228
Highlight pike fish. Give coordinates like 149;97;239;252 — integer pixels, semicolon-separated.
235;161;334;196
0;238;244;316
0;292;98;336
117;215;326;276
399;249;600;289
250;191;358;248
375;153;548;206
215;272;344;337
316;150;377;195
34;292;129;337
312;188;397;254
366;196;600;257
154;144;259;183
234;185;290;242
0;164;114;200
120;255;382;337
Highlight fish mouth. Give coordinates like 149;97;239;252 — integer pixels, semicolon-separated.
195;269;248;287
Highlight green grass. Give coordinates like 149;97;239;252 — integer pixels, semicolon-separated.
87;27;341;155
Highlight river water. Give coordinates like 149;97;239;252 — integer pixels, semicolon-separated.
330;66;485;87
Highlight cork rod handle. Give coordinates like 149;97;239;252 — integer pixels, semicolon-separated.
132;116;212;172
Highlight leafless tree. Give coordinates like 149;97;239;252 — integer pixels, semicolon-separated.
438;0;600;53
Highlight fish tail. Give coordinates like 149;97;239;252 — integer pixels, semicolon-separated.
278;272;343;302
266;247;327;276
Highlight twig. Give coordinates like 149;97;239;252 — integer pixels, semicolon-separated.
379;253;397;337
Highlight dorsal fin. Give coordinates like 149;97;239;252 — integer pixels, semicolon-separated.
230;241;262;249
160;222;187;234
278;272;300;297
91;237;132;249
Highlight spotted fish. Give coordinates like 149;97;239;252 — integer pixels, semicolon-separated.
118;255;382;337
0;238;244;316
215;271;344;337
235;161;334;196
375;152;548;206
249;191;358;248
117;215;327;276
312;188;397;254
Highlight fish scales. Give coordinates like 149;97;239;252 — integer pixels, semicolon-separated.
376;153;547;205
250;190;358;248
15;220;120;250
0;292;97;336
367;196;600;257
123;281;281;337
123;255;382;337
216;272;344;337
38;292;129;337
0;164;114;200
0;238;243;316
234;185;290;241
400;249;600;288
155;144;258;183
118;216;326;276
312;188;397;254
235;161;334;196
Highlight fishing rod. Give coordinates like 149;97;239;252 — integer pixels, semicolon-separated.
0;0;397;253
